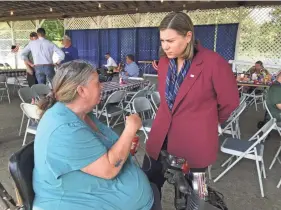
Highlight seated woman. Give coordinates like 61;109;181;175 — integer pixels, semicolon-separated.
33;60;161;210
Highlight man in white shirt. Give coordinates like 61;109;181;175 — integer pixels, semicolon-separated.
21;28;65;84
104;53;117;71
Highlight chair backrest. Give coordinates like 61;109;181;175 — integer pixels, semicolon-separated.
31;84;51;96
249;118;277;142
142;86;150;91
223;102;246;131
240;95;247;105
106;90;126;104
133;97;154;113
9;141;34;210
18;87;36;103
0;75;7;83
151;92;160;108
149;84;156;91
20;103;41;120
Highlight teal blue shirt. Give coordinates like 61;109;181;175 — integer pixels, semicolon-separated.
32;102;154;210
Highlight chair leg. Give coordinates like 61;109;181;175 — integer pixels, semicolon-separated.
277;178;281;188
19;113;25;136
6;85;10;104
254;98;258;111
269;144;281;170
214;154;245;183
22;119;30;146
221;155;234;167
255;155;264;197
208;165;212;180
261;159;266;179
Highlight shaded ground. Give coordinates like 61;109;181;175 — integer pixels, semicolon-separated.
0;90;281;210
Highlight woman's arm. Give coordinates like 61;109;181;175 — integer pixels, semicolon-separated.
212;56;240;124
82;114;141;179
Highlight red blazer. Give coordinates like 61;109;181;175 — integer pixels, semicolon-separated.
146;45;239;168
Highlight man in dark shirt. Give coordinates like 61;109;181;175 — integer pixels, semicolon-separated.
61;35;79;63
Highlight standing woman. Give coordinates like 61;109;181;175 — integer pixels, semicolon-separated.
143;12;240;194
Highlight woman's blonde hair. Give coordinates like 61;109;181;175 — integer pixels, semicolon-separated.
38;60;96;117
159;12;195;60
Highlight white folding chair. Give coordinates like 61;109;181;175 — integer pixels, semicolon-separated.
31;84;51;98
124;89;148;114
20;103;41;146
18;87;37;136
242;88;265;111
133;97;155;143
150;91;160;117
214;118;277;197
239;94;247;105
219;102;246;138
97;90;126;127
0;75;11;103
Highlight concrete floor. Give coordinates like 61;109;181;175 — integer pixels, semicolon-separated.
1;90;281;210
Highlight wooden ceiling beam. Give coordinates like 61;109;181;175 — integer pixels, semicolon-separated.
0;1;280;22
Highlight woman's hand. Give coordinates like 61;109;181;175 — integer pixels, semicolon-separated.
125;114;142;133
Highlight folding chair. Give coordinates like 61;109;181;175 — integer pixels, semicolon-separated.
97;90;126;127
151;91;160;112
31;84;51;98
239;94;247;105
133;97;155;143
219;102;246;138
214;118;277;197
126;85;150;99
0;75;11;103
242;88;265;111
18;87;37;136
124;89;149;114
4;63;12;69
20;103;41;146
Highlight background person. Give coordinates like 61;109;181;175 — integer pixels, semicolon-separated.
114;54;140;79
247;61;269;76
33;60;161;210
104;52;117;71
24;32;38;87
142;12;239;195
21;28;65;84
61;35;79;64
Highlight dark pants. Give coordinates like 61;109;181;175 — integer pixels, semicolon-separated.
26;73;38;87
34;65;55;84
143;155;207;198
150;183;162;210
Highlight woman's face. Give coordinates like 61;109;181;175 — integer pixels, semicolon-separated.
77;71;101;108
160;29;192;59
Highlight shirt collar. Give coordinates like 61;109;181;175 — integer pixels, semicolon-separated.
38;37;45;40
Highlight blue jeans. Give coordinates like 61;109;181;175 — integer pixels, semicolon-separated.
34;65;55;84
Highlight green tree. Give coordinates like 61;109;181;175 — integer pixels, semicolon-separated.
41;20;64;46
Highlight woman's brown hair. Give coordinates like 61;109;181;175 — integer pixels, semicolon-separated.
159;12;195;60
38;60;96;117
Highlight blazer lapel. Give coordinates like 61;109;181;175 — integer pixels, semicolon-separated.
172;52;204;114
